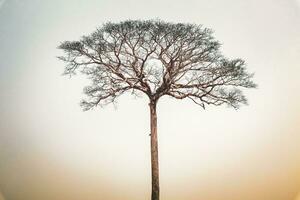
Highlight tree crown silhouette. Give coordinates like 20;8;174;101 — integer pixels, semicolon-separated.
59;20;256;109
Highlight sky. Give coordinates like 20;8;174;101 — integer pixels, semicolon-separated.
0;0;299;200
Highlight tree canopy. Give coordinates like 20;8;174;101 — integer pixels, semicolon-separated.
58;19;256;110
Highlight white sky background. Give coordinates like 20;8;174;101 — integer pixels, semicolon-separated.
0;0;5;9
0;0;299;200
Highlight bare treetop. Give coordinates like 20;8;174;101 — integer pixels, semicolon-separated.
58;19;256;110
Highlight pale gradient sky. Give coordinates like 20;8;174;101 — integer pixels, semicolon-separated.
0;0;299;200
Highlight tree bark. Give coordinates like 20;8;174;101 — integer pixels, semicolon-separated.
149;100;159;200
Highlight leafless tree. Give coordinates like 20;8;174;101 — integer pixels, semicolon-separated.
58;19;256;200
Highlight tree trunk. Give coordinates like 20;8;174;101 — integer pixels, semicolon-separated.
149;101;159;200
